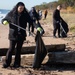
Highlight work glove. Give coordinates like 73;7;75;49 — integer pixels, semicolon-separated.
37;27;42;33
3;20;9;25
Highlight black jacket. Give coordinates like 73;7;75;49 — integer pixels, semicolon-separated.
53;9;62;25
2;11;33;40
29;10;39;22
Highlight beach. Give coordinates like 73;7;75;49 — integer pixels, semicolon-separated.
0;13;75;75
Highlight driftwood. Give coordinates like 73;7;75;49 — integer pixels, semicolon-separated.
0;44;65;56
47;51;75;64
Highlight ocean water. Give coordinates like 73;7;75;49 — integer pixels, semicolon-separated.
0;9;10;23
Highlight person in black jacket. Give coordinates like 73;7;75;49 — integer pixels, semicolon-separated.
53;5;62;38
28;7;39;35
2;2;33;68
28;7;45;36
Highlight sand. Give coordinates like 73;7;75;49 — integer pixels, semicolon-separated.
0;16;75;75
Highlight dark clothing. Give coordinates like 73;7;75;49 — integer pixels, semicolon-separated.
2;10;33;67
6;39;24;66
53;9;61;37
53;9;61;23
29;10;39;22
53;24;60;37
2;11;33;40
28;10;39;33
44;14;47;19
28;23;34;33
44;10;48;19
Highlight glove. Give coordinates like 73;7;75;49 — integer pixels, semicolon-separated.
3;20;9;25
37;27;42;32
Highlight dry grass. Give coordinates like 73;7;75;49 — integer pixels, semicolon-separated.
41;11;75;33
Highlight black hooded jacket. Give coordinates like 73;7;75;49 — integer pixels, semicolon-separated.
53;9;62;26
2;11;33;40
53;9;61;22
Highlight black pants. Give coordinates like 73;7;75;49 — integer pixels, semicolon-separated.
53;23;60;37
5;39;24;66
28;23;34;33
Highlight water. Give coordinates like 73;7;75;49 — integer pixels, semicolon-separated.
0;9;10;23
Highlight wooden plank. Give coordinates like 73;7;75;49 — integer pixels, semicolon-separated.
0;44;66;56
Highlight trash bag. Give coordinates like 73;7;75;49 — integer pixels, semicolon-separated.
60;19;69;37
32;31;47;69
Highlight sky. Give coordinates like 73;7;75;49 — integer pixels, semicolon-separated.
0;0;58;10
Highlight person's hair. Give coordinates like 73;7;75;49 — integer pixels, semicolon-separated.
10;2;28;14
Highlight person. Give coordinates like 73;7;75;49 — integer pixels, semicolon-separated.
28;7;39;35
2;2;33;68
29;7;45;36
44;10;48;19
37;10;42;20
53;5;62;38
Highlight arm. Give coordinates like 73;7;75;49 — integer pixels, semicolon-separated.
26;12;33;25
2;11;12;24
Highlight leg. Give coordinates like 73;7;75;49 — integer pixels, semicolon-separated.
58;24;60;37
53;25;57;37
31;20;36;33
28;23;31;32
45;14;47;19
14;39;24;67
28;23;31;36
31;24;34;33
3;40;16;68
44;14;46;19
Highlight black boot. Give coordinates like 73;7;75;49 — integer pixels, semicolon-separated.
12;64;20;68
3;63;10;68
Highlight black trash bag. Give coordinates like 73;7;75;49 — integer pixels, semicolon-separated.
32;31;47;69
60;19;69;37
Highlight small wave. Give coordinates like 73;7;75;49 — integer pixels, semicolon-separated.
0;9;10;23
0;14;6;23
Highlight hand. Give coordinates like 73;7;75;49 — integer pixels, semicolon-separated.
3;20;9;25
37;27;42;32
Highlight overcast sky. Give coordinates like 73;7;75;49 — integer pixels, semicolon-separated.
0;0;58;10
